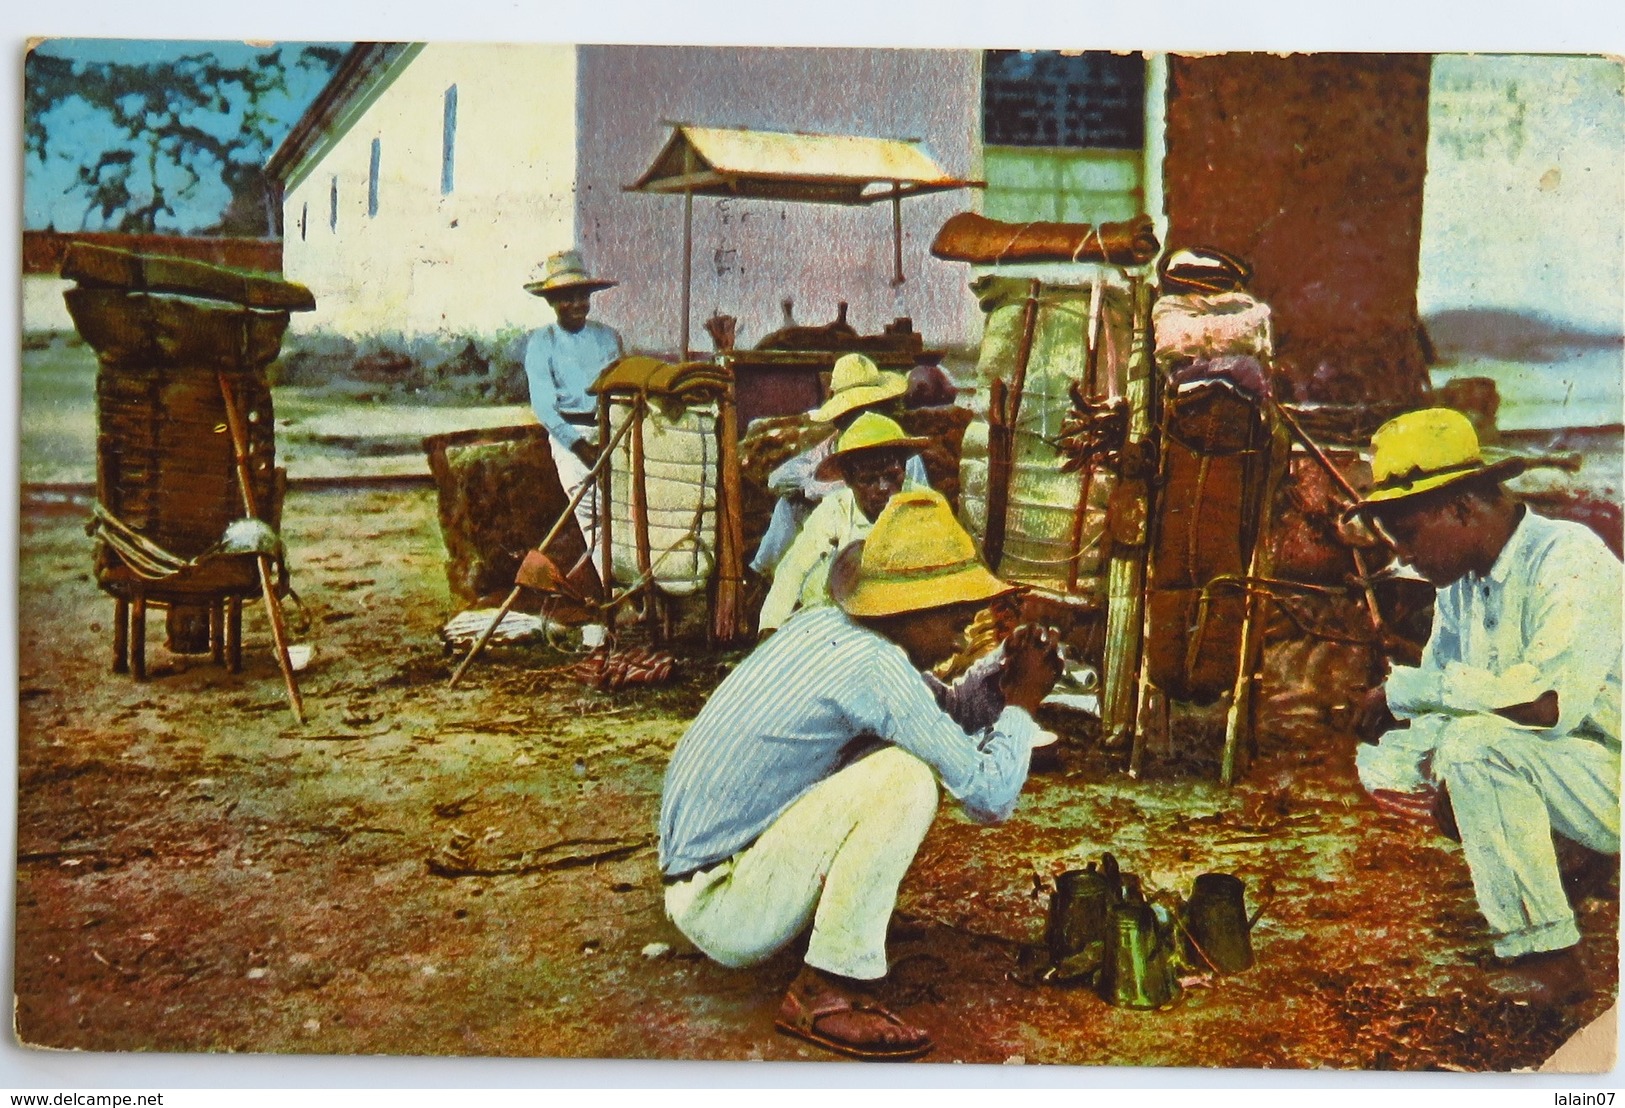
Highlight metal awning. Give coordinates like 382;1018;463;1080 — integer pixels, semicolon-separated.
627;124;982;356
627;123;980;205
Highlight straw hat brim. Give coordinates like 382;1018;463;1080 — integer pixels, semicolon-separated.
812;437;933;482
1346;456;1528;518
524;277;618;298
831;540;1014;618
808;376;907;423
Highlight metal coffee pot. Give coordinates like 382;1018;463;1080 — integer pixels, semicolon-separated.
1179;872;1262;975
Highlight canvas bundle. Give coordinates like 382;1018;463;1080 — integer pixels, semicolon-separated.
958;277;1137;591
1143;380;1290;703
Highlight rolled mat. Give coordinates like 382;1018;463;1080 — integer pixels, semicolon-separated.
930;212;1161;267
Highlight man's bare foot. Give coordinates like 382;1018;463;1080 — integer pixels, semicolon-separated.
773;965;934;1061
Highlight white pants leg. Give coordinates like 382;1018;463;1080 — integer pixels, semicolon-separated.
549;435;605;583
1428;715;1621;959
664;746;940;980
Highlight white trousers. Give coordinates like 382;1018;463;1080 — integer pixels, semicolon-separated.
549;435;606;583
1357;714;1620;958
664;746;940;980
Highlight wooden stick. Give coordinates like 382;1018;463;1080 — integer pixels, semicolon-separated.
1272;402;1387;656
217;369;304;724
629;395;656;636
1066;273;1107;593
448;412;637;687
598;396;614;603
712;366;747;645
983;279;1042;571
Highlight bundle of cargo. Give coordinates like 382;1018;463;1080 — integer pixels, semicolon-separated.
422;424;589;610
957;275;1141;593
591;357;746;642
62;242;311;718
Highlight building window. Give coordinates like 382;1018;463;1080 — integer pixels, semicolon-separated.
329;176;338;231
982;51;1147;225
441;85;458;195
369;137;382;217
300;202;308;241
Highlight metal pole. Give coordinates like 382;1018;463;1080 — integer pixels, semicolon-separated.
891;184;904;285
681;187;694;360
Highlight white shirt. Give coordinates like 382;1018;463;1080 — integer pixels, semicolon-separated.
1385;508;1622;744
757;484;919;632
523;320;623;450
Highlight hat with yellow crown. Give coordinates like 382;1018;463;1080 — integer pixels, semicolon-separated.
1350;407;1526;515
830;489;1012;617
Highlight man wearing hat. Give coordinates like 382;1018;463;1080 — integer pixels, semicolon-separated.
756;412;929;636
523;250;623;645
659;489;1062;1060
750;352;932;579
1350;408;1620;1004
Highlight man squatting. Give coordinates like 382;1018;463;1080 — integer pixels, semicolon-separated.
659;489;1064;1060
1352;408;1621;1004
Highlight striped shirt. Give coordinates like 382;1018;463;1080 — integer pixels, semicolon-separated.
658;605;1039;876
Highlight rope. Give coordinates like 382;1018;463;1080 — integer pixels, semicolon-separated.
88;502;293;600
1068;223;1100;265
993;221;1039;266
88;504;192;580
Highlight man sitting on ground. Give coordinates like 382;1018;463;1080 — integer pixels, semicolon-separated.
659;489;1063;1060
1351;408;1621;1005
756;412;929;637
750;353;931;579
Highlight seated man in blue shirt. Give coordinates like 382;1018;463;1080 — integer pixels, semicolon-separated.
659;489;1062;1060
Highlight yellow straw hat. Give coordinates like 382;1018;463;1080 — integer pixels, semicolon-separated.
1352;407;1526;515
812;412;932;482
831;489;1013;618
524;250;617;298
809;353;908;423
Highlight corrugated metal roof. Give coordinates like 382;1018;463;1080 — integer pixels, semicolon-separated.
627;124;980;204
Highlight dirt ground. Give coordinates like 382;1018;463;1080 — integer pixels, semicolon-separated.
13;479;1619;1071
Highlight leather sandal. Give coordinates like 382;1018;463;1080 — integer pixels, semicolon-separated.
773;987;934;1061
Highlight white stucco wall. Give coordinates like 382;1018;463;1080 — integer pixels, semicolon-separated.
22;275;74;333
281;43;580;340
1419;55;1625;429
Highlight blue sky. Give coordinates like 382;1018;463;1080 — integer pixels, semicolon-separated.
24;38;347;233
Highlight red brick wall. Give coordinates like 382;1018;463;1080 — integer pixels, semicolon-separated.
22;230;282;276
1163;54;1433;408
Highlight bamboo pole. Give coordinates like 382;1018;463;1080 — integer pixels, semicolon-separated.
1104;278;1152;766
598;395;614;605
1221;543;1268;785
448;412;637;687
216;369;304;724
